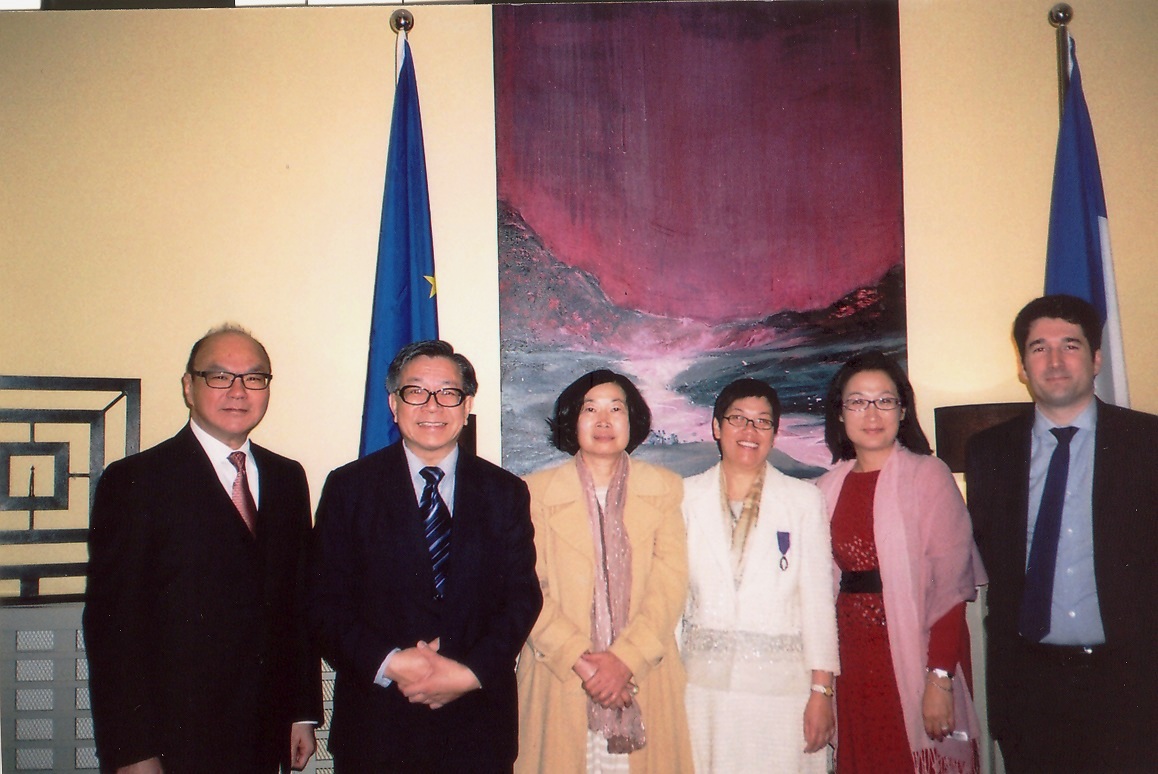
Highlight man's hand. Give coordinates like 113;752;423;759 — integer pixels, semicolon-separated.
115;758;163;774
399;640;481;709
384;641;439;687
289;722;316;771
578;651;635;709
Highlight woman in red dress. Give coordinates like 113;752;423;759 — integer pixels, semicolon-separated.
816;351;986;774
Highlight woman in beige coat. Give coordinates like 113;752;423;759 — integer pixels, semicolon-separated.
516;369;693;774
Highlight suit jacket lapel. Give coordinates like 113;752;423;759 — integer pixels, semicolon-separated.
1090;399;1120;620
444;453;483;607
539;460;596;563
175;426;258;540
1005;411;1035;597
377;444;434;595
686;468;734;590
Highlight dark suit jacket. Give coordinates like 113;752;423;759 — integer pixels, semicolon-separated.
83;426;323;773
309;442;542;769
965;399;1157;739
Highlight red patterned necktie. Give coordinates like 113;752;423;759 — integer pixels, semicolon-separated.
228;451;258;535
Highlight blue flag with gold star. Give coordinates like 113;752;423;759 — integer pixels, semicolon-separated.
360;39;438;456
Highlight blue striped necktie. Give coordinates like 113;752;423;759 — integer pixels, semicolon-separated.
419;466;452;598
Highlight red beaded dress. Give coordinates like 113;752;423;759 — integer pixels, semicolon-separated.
830;470;970;774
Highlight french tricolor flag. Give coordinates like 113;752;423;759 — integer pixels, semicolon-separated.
1044;38;1129;407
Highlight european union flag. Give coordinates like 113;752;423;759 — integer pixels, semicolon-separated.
360;39;439;456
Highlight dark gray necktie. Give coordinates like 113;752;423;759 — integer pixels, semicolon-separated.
419;466;451;598
1020;426;1078;641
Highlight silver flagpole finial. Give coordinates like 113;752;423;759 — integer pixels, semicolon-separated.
390;9;415;35
1048;3;1073;28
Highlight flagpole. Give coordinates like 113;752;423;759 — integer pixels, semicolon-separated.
359;6;439;456
391;9;414;82
1048;3;1073;119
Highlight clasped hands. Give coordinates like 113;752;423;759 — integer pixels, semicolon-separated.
388;638;480;710
573;651;636;710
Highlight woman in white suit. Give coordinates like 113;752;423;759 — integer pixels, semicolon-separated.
681;378;838;773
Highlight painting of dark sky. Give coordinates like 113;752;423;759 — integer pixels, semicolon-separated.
495;1;903;324
495;1;905;477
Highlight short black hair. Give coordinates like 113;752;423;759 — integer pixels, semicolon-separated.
823;350;931;463
385;340;478;396
713;378;782;433
185;323;270;374
1013;294;1103;360
548;369;652;455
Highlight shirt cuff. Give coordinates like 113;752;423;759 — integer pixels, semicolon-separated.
374;648;401;688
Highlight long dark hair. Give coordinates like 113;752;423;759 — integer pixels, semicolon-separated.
823;350;932;463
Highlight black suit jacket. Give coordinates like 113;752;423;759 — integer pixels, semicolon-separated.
965;399;1158;738
309;441;542;769
83;426;323;773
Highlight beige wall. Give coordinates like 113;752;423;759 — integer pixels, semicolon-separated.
1;0;1155;505
1;4;500;508
901;0;1158;429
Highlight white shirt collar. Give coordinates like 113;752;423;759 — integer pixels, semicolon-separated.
188;417;253;462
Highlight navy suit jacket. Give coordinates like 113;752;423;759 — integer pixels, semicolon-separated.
965;399;1157;738
309;441;541;768
83;426;322;773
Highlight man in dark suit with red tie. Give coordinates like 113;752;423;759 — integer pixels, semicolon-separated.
965;295;1157;773
83;325;322;773
309;340;542;772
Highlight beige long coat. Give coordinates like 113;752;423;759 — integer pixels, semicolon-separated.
516;457;693;774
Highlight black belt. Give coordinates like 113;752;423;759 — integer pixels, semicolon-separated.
840;568;882;594
1018;639;1108;665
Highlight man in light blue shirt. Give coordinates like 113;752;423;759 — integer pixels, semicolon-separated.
966;295;1157;773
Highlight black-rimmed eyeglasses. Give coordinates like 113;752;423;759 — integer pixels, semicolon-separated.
191;371;272;390
396;385;467;407
722;414;775;431
842;397;902;412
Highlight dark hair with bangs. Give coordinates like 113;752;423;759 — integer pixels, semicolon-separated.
713;378;782;432
548;369;652;455
822;350;932;463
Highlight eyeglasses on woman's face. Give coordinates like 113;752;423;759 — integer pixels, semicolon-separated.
721;414;775;431
841;397;902;412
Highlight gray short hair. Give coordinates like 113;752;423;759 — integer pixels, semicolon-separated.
385;340;478;396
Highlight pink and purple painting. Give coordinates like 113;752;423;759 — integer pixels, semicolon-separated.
495;1;905;477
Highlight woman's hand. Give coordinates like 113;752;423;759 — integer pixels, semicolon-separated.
922;673;955;741
802;692;835;752
578;651;635;709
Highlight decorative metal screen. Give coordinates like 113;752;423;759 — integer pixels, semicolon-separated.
0;376;139;772
0;376;140;604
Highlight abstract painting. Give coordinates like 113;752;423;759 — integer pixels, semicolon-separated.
495;1;905;477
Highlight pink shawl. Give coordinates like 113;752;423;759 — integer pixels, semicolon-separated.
816;444;988;769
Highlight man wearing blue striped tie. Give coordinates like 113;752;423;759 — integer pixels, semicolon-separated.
310;340;542;772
